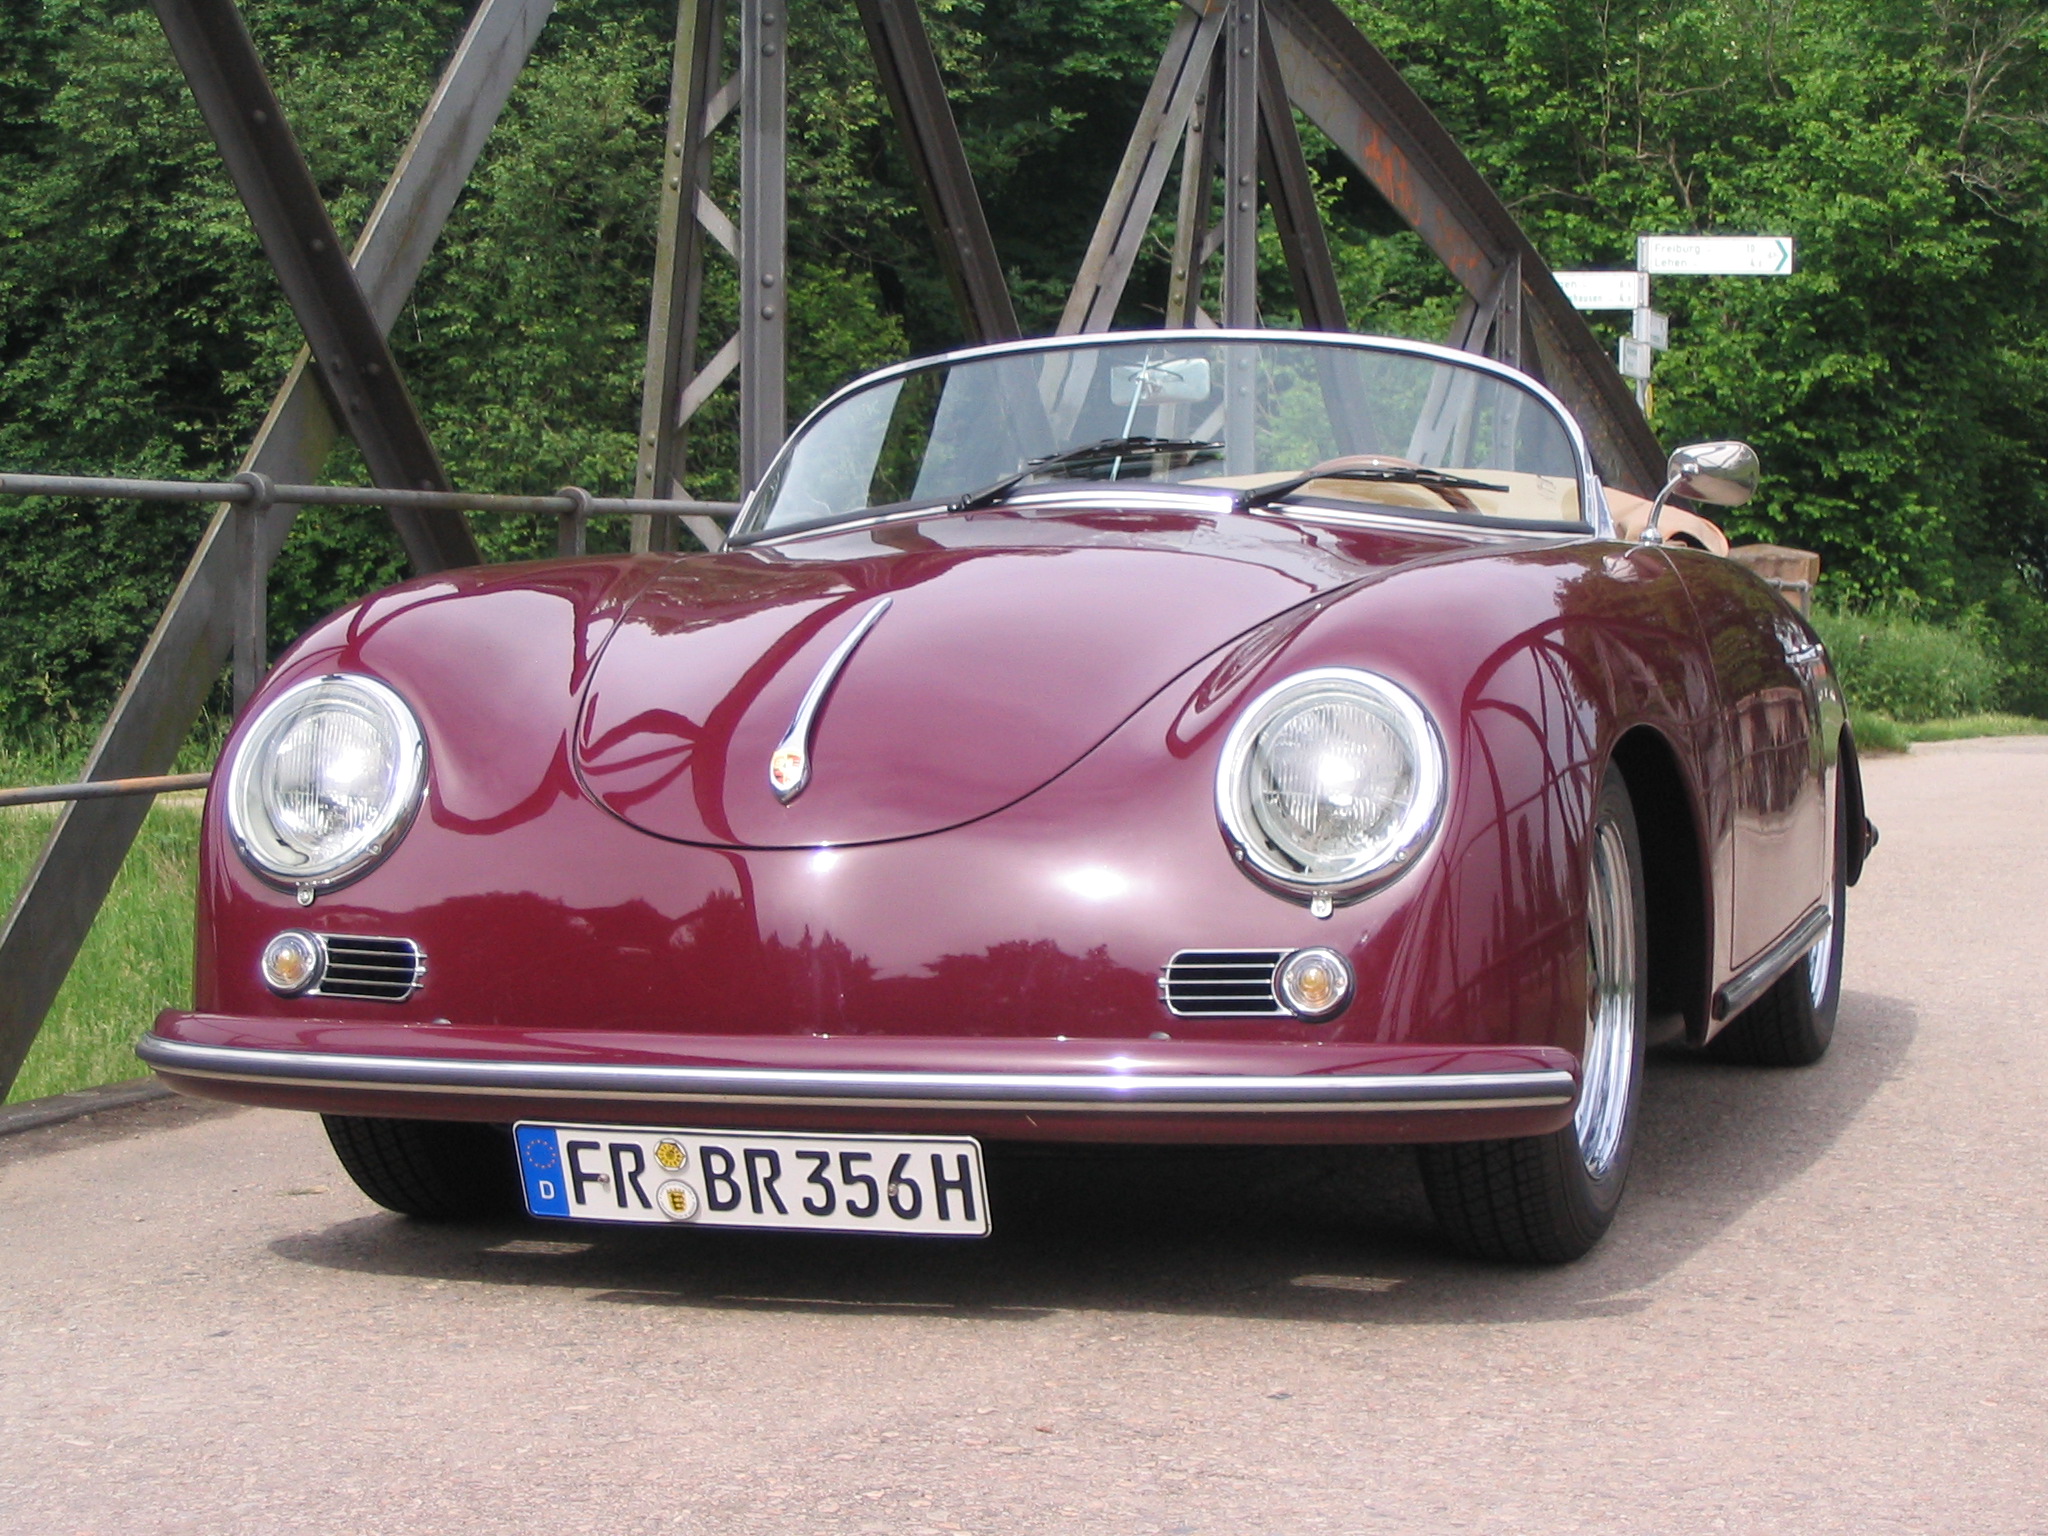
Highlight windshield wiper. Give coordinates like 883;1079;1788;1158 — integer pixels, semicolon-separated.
948;436;1223;514
1235;465;1509;513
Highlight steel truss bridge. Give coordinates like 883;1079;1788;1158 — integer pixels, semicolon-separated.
0;0;1665;1096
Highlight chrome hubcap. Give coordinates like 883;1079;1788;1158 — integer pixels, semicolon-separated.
1575;815;1639;1179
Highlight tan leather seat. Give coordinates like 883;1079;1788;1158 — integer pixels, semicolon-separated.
1603;486;1731;555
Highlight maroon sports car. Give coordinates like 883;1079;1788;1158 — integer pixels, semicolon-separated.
140;331;1868;1262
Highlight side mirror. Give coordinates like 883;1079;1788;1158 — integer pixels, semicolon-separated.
1640;440;1759;543
1666;441;1759;508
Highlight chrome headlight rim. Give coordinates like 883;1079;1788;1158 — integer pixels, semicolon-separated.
224;672;427;892
1215;666;1446;899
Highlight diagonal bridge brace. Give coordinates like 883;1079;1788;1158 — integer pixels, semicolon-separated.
1059;0;1663;496
153;0;481;572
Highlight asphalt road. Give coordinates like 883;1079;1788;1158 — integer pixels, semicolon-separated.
3;738;2044;1535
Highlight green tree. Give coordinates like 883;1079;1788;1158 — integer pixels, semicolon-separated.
1;0;2044;738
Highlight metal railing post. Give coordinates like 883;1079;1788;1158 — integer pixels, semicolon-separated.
738;0;786;490
1221;0;1261;332
229;470;272;713
634;0;725;554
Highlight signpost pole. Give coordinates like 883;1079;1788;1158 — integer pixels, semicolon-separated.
1556;235;1794;412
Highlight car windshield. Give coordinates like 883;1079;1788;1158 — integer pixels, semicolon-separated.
741;336;1586;538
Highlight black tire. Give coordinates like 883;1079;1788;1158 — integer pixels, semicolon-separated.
1418;765;1649;1264
1703;769;1848;1067
322;1115;522;1219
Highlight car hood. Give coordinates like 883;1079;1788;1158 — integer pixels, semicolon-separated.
572;510;1468;847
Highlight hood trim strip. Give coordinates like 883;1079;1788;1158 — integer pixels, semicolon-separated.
768;595;892;804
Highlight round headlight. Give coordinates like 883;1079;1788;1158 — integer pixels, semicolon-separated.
1216;667;1445;896
226;674;426;889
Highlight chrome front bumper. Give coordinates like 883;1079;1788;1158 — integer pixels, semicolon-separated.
137;1034;1576;1116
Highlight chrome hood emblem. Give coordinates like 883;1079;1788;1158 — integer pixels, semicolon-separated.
768;596;893;803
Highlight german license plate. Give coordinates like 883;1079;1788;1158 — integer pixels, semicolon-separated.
513;1123;990;1237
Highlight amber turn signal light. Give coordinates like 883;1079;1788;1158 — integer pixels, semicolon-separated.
1277;947;1353;1020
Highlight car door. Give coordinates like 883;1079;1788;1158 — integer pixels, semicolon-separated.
1664;551;1828;969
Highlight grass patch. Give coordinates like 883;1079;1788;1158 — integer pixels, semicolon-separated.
0;800;198;1104
1848;711;1913;754
1898;713;2048;743
1849;710;2048;753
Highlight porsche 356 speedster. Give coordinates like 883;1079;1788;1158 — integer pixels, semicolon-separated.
139;331;1870;1262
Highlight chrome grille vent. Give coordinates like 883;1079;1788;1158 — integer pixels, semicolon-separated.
312;936;425;1002
1160;949;1287;1017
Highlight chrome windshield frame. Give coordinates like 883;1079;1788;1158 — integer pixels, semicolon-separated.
730;329;1612;544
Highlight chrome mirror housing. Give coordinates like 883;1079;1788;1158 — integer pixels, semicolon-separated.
1667;441;1759;508
1640;440;1759;543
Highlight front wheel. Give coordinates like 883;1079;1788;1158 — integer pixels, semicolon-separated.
1418;764;1648;1263
323;1115;522;1219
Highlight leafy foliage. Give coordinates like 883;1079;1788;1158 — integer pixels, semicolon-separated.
1810;604;2003;719
0;0;2045;739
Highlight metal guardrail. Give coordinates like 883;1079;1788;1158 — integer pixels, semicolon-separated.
0;470;738;531
0;471;744;806
1;468;742;703
0;773;213;809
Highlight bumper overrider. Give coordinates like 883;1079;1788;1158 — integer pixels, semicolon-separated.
139;1017;1579;1145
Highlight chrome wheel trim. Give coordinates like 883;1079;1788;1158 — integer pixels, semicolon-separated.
1575;814;1640;1179
1808;796;1842;1008
1806;903;1837;1009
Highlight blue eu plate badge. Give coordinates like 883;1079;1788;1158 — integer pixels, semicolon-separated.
515;1125;570;1217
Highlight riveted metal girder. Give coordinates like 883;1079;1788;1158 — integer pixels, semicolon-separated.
856;0;1018;343
1165;56;1222;328
1220;0;1260;330
0;0;552;1098
150;0;482;569
738;0;787;490
1060;0;1228;335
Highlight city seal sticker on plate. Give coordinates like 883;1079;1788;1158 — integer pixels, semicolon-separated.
514;1123;990;1237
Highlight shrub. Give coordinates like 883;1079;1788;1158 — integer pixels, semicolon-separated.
1810;608;2003;723
1978;582;2048;720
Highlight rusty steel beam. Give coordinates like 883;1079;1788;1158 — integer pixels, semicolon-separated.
1059;0;1227;335
857;0;1017;343
151;0;481;569
1443;256;1522;367
1256;25;1344;332
1220;0;1260;330
0;0;552;1099
1264;0;1664;493
1165;56;1222;328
